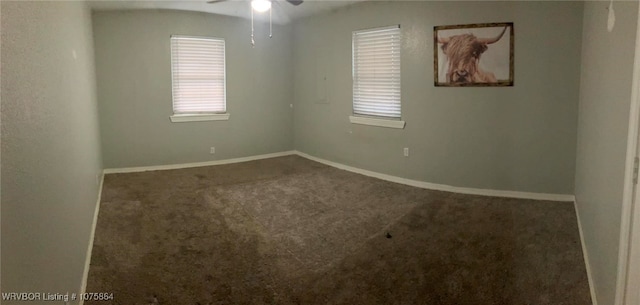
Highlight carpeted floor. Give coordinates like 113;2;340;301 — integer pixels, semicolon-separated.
86;155;591;305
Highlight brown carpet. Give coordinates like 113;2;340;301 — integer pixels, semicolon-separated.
86;155;591;305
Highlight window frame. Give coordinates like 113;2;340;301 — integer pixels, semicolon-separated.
351;25;405;129
169;35;229;123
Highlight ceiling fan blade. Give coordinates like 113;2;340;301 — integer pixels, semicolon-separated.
285;0;303;6
206;0;228;3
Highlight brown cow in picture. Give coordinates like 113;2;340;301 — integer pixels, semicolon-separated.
437;27;508;84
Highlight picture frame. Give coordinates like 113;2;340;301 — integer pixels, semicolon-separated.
434;22;514;87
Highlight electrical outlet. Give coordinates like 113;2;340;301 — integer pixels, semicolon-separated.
210;147;215;154
403;147;409;157
95;173;101;186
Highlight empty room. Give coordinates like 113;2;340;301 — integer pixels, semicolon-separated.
3;0;640;304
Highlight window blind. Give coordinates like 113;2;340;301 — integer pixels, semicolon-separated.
352;25;401;119
170;36;226;114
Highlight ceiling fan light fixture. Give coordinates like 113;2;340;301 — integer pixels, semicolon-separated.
251;0;271;12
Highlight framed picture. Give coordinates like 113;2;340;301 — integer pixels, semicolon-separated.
434;22;514;87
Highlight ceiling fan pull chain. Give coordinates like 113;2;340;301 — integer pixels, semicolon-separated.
269;5;273;38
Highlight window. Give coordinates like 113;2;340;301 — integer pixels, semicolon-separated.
170;35;228;122
351;25;405;129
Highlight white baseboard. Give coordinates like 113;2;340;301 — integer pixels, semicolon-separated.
574;198;598;305
103;151;296;174
294;151;575;202
103;150;573;202
79;172;105;305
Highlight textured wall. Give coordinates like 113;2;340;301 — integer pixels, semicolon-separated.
1;1;103;300
292;1;583;195
93;10;294;168
575;1;639;304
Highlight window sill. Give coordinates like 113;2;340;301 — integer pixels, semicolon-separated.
170;113;230;123
349;116;405;129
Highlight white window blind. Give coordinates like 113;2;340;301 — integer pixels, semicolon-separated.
352;25;401;119
171;36;226;114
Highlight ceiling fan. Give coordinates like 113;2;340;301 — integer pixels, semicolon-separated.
206;0;302;46
206;0;304;8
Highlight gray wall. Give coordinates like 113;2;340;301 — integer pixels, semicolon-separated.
1;1;103;301
292;1;583;194
575;1;639;304
93;10;293;169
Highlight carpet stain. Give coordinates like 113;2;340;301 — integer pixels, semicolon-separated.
86;155;591;305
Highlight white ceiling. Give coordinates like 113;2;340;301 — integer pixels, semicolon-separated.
88;0;365;25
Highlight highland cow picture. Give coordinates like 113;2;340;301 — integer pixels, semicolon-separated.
434;23;514;87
